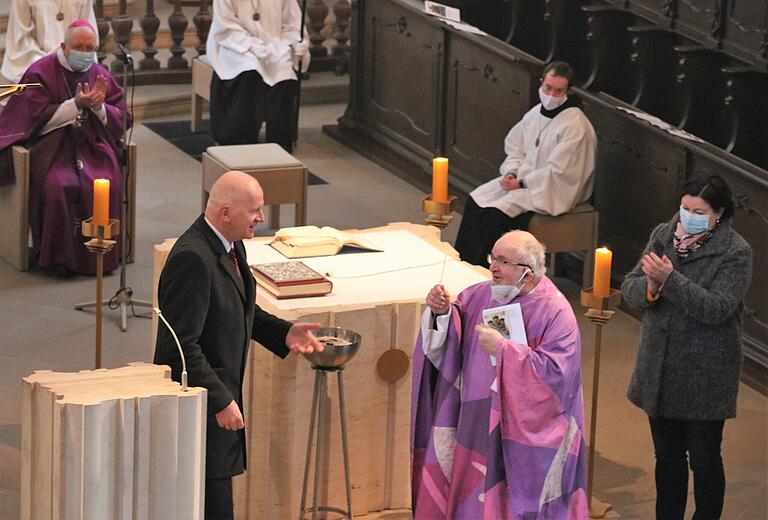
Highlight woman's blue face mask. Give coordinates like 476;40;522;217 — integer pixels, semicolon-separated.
679;206;711;234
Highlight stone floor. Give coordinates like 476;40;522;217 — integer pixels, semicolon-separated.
0;103;765;519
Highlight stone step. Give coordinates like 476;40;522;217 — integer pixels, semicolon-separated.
130;70;348;121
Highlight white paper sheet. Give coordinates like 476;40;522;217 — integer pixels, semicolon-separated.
483;303;527;392
616;106;705;143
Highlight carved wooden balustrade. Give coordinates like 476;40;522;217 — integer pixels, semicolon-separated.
94;0;352;85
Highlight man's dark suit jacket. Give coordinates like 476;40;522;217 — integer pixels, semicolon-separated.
154;215;292;478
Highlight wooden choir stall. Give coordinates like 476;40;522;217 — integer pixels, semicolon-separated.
324;0;768;386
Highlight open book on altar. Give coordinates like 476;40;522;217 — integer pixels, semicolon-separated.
250;261;333;299
269;225;383;258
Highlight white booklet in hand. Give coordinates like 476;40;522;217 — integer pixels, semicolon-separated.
482;303;527;392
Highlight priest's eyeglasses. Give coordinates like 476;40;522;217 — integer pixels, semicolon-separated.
487;255;532;270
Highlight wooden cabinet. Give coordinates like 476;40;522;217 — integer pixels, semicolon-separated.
328;0;768;374
364;2;444;155
443;36;538;190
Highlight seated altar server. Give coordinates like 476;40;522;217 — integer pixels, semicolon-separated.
0;20;128;276
411;230;588;519
454;61;597;268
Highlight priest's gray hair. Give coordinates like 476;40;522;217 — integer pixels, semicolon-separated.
501;230;547;278
65;25;97;46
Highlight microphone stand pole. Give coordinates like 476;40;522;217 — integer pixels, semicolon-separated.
75;49;152;331
293;0;308;147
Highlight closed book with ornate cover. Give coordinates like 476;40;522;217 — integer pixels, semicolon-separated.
250;261;333;299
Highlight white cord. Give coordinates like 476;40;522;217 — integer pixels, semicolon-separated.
424;252;449;349
329;258;458;279
154;308;188;392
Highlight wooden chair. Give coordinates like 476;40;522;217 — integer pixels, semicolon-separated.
202;143;308;229
528;203;599;287
0;143;137;271
191;55;213;133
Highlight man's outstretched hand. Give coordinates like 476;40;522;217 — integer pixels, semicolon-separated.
286;322;323;354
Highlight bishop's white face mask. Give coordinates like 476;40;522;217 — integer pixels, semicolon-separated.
490;269;529;304
539;87;568;111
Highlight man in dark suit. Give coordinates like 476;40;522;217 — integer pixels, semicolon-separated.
153;170;322;519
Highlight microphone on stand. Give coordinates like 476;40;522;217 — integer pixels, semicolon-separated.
154;308;188;391
117;43;133;65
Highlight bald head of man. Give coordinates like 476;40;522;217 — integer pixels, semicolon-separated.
205;171;265;242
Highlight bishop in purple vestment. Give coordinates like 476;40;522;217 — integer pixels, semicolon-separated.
0;20;129;275
411;230;588;519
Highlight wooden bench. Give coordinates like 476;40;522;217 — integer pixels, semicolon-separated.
528;203;599;287
191;55;213;132
0;144;137;271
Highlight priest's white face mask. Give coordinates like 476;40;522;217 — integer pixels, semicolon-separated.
538;70;570;111
488;253;531;304
539;87;568;111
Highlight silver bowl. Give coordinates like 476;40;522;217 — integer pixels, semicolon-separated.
304;327;361;369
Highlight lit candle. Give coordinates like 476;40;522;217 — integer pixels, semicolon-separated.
432;157;449;203
93;179;110;227
593;247;612;297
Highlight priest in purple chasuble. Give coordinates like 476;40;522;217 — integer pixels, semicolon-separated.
411;230;588;519
0;20;129;275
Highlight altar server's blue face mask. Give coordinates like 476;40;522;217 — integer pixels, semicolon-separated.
67;50;96;71
679;207;711;234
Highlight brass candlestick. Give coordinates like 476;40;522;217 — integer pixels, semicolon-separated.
82;217;120;369
580;287;621;519
422;195;457;229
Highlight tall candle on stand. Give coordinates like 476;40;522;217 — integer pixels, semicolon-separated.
93;179;110;227
432;157;449;203
593;247;612;297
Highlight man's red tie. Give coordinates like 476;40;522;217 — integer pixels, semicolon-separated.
230;249;241;278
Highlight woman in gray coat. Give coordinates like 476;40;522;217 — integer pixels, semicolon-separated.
621;174;753;520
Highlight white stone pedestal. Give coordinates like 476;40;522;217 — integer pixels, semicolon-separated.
21;362;207;520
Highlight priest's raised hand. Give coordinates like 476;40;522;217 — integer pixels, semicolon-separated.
425;284;450;316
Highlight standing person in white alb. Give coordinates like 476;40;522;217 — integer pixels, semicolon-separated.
1;0;97;85
454;61;597;268
206;0;310;153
